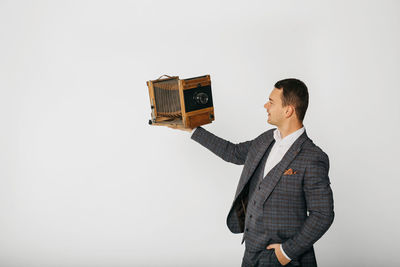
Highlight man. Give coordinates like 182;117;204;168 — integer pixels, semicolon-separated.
170;78;334;266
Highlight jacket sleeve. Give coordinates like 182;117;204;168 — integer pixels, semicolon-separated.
281;152;335;259
190;126;254;165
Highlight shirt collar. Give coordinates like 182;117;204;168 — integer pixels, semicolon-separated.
273;126;305;146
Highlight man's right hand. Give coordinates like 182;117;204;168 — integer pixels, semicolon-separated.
167;125;194;133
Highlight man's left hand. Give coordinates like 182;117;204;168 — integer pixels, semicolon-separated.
266;243;291;266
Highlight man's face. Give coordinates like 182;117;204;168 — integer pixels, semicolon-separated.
264;88;286;126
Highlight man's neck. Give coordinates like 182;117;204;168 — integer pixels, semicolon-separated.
277;123;304;139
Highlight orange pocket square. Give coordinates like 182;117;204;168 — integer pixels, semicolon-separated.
283;168;297;175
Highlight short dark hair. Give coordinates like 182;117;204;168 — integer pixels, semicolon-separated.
274;78;309;122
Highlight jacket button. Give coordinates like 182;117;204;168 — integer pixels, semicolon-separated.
246;228;249;232
253;200;256;205
250;214;253;218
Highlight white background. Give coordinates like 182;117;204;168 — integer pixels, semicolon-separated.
1;0;399;266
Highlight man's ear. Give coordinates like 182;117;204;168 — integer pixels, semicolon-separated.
285;105;295;118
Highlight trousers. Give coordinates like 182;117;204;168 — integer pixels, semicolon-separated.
241;248;295;267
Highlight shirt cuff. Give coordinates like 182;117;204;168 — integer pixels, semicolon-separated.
280;244;291;261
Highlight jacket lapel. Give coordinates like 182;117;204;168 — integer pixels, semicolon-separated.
247;130;275;182
260;129;310;205
234;130;275;200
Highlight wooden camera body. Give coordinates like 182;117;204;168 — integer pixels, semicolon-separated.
147;74;215;129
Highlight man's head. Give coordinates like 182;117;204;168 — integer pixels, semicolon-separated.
264;78;309;128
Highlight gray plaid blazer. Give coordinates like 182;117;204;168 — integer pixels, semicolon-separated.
191;126;334;266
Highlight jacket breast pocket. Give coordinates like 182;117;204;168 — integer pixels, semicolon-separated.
276;172;304;196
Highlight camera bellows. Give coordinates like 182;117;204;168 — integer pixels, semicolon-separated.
153;79;181;117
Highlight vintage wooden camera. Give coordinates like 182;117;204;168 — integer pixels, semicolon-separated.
146;74;215;129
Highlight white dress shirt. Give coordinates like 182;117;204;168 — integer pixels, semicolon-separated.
263;126;305;261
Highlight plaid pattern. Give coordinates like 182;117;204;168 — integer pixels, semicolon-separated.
191;126;334;267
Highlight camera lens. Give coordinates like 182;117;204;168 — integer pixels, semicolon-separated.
194;92;209;104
